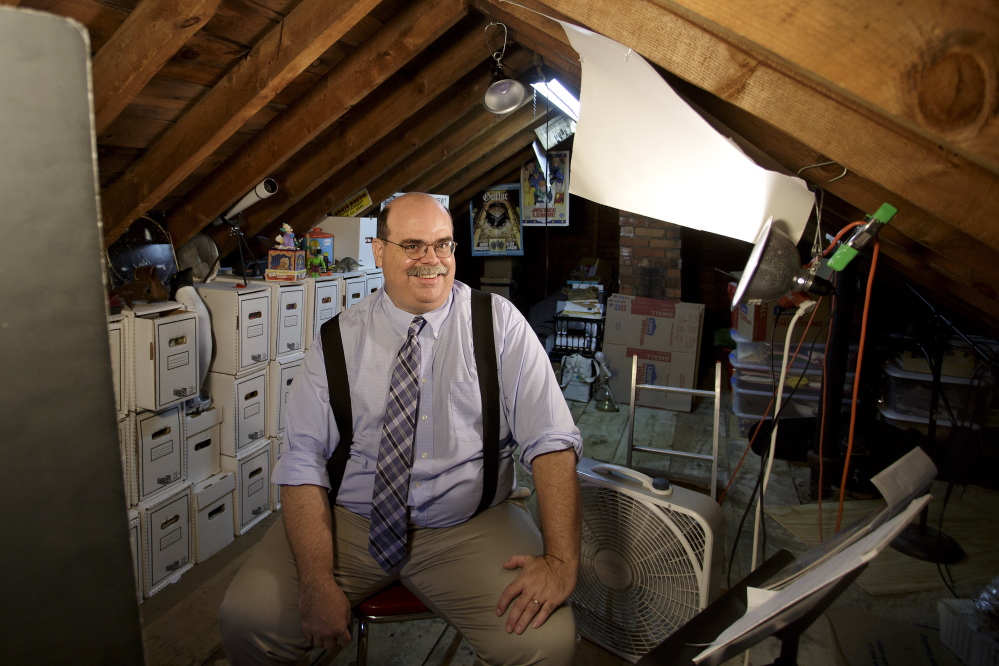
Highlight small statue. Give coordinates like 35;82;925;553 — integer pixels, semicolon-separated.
274;223;296;249
337;256;362;272
307;247;326;278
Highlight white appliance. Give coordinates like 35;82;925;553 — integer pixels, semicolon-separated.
571;457;724;663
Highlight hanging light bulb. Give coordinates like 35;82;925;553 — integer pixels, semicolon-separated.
482;23;527;114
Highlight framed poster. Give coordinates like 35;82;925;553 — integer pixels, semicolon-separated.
521;150;569;227
470;183;524;256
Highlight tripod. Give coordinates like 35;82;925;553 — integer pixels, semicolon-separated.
204;213;262;286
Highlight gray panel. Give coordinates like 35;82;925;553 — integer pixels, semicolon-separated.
0;8;144;663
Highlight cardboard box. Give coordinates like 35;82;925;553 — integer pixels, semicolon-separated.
735;298;831;343
267;354;304;437
135;405;186;503
481;277;516;299
365;269;384;296
108;313;130;421
602;343;697;412
343;272;367;309
312;216;377;270
138;483;193;597
206;368;267;457
191;471;236;563
132;305;199;411
118;414;135;508
127;509;142;603
604;294;704;354
483;257;514;279
216;276;306;360
303;275;342;349
265;247;306;282
222;439;272;536
195;282;271;374
185;407;223;486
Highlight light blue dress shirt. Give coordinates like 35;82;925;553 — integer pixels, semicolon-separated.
272;281;583;528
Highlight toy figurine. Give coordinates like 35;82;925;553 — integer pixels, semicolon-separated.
275;223;296;249
307;247;326;277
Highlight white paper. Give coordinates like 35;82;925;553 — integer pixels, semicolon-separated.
871;446;938;510
558;22;814;244
693;495;930;663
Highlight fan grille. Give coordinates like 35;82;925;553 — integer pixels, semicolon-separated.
572;485;707;660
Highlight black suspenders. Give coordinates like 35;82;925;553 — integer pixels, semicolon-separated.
320;289;500;515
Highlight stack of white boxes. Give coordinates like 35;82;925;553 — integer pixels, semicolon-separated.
109;302;202;599
312;215;384;307
196;281;275;536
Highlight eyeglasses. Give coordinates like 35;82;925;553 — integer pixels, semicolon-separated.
379;238;457;259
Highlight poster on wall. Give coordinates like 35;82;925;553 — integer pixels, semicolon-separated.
469;183;523;256
521;150;569;227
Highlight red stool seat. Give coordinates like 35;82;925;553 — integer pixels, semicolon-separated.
358;583;430;616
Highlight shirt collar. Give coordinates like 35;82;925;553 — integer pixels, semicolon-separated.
379;287;454;338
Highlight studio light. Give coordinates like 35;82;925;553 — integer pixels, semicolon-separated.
482;23;527;115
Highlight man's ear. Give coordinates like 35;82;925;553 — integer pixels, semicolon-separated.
372;238;384;268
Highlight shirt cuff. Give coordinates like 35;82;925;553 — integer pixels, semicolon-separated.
519;437;582;475
271;449;331;489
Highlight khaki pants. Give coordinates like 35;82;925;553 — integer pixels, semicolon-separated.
219;495;576;665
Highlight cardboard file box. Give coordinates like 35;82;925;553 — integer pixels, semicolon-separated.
206;368;267;457
217;276;306;359
128;509;142;603
303;276;342;349
138;483;193;597
135;405;186;503
269;435;285;510
191;471;236;563
602;343;697;412
118;414;136;507
108;313;130;420
604;294;704;354
185;407;223;485
313;216;376;269
195;282;271;374
132;304;199;411
343;272;366;309
365;269;383;296
222;439;272;536
267;354;304;437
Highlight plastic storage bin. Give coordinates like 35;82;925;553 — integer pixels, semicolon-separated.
729;329;856;373
876;402;977;442
882;362;987;421
729;352;854;399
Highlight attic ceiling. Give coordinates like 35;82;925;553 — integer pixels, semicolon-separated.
10;0;999;324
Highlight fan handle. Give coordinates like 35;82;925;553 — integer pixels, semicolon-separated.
591;463;672;496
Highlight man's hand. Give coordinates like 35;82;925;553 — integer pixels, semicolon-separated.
300;575;353;651
496;552;577;634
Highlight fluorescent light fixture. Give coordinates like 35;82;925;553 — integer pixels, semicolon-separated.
532;78;580;121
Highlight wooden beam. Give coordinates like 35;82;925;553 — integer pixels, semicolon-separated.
529;0;999;252
449;149;533;214
426;126;542;197
100;0;381;247
166;0;467;247
91;0;220;136
649;0;999;174
273;61;529;235
239;21;495;235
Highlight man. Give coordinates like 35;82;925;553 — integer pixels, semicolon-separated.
219;193;582;665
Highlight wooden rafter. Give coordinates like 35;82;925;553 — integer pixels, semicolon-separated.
427;126;543;197
166;0;467;247
100;0;381;246
91;0;220;136
238;20;495;235
448;149;533;214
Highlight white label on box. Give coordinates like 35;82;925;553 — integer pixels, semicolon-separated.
320;308;333;319
244;403;260;418
160;527;181;550
167;351;189;370
284;315;298;327
151;440;174;461
248;324;264;338
248;478;265;496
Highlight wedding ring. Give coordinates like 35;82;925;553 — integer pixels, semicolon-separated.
533;599;540;605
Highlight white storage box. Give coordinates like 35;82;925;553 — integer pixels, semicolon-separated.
267;354;304;437
303;276;342;349
217;276;306;359
365;269;383;296
132;303;199;411
191;471;236;563
128;509;142;603
222;439;272;535
730;377;849;421
108;313;130;420
876;403;977;442
185;407;223;485
117;414;136;507
195;282;271;374
729;329;856;374
269;435;285;510
312;216;376;269
882;362;987;420
135;405;186;503
938;598;999;666
729;351;854;397
343;272;367;309
138;483;193;597
206;368;267;457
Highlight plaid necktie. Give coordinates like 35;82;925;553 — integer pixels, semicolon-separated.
368;316;425;571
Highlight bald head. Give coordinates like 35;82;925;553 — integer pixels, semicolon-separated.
377;193;452;239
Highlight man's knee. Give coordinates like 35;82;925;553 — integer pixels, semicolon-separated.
478;603;577;666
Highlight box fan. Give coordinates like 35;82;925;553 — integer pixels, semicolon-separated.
571;458;725;663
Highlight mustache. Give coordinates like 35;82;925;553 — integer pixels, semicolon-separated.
408;264;449;278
